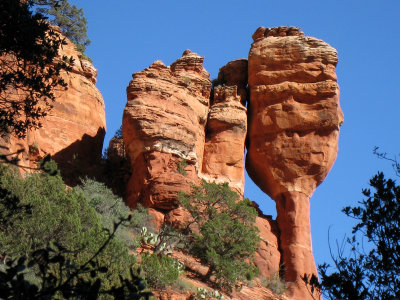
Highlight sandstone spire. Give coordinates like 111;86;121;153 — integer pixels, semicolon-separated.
246;26;343;299
123;50;211;211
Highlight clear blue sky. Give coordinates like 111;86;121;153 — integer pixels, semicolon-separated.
70;0;400;268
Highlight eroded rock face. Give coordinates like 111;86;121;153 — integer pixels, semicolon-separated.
123;50;281;289
123;50;210;210
123;50;251;210
247;26;343;299
1;28;106;180
201;85;247;196
217;59;248;105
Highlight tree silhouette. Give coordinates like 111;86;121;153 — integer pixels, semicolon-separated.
303;154;400;300
0;0;72;138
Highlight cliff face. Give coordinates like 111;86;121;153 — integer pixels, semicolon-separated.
2;29;106;179
247;26;343;299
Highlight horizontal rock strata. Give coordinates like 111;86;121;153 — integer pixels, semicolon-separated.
247;26;343;299
123;50;210;210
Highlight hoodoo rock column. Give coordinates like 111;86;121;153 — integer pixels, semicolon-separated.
246;26;343;299
123;50;211;211
201;85;247;196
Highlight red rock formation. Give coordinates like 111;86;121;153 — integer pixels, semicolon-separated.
201;85;247;196
123;50;282;295
123;50;211;210
105;136;131;197
123;50;250;206
254;215;281;278
217;59;248;105
1;28;106;179
247;26;343;299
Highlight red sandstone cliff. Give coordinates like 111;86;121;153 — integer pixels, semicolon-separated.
122;49;284;299
122;26;342;299
3;24;343;300
1;28;106;179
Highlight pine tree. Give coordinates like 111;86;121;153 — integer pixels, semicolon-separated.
33;0;90;53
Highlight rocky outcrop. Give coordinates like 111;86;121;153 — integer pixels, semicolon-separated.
105;136;131;197
247;26;343;299
217;59;248;105
2;27;106;180
123;50;250;210
123;50;211;210
122;26;342;299
201;85;247;196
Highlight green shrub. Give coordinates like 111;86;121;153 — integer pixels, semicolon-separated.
75;178;150;250
0;224;154;299
261;274;287;295
141;253;181;289
195;287;225;299
173;278;196;292
179;181;260;291
177;158;188;175
0;163;135;292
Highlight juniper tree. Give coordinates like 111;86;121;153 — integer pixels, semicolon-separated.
179;181;260;291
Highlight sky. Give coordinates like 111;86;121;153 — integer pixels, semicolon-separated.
69;0;400;268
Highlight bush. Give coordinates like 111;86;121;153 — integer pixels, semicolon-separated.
75;178;150;250
261;274;287;296
0;223;153;299
0;162;136;292
141;253;181;289
179;181;260;291
177;158;188;175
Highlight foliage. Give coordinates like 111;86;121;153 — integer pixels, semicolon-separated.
373;146;400;176
303;171;400;300
179;181;260;291
0;222;154;299
140;224;185;256
114;125;123;138
261;274;287;296
100;126;131;198
0;0;72;138
182;76;192;85
75;178;150;250
195;287;224;299
140;253;181;290
0;163;136;292
33;0;91;53
177;158;188;175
